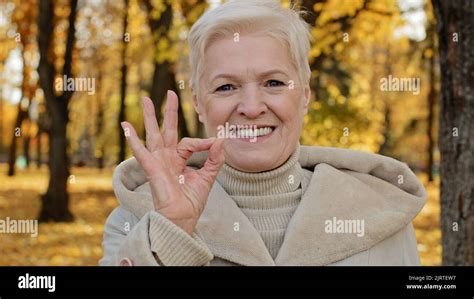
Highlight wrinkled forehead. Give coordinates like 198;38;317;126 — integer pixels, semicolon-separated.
201;33;296;81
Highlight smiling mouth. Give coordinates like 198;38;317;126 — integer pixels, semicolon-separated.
227;125;276;139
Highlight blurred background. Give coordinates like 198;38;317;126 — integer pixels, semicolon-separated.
0;0;464;265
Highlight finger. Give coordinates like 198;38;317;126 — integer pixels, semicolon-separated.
198;138;225;184
142;97;163;151
176;137;216;161
162;90;179;148
121;121;149;166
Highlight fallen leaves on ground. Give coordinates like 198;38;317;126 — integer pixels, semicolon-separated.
0;165;117;266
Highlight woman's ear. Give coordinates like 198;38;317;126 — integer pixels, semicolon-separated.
192;92;204;123
303;82;311;115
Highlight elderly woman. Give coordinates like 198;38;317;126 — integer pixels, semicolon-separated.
100;0;426;266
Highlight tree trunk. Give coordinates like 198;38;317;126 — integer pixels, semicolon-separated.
378;105;392;156
424;12;439;182
23;127;30;167
40;121;72;221
118;0;129;164
145;1;189;138
36;128;42;168
181;0;207;138
96;68;105;169
7;44;30;176
7;101;28;176
433;0;474;265
426;26;437;182
37;0;78;222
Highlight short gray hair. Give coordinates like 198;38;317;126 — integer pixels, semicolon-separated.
188;0;312;95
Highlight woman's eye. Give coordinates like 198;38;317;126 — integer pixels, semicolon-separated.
215;84;235;92
266;80;285;87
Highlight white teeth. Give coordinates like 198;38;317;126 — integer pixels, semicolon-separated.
235;127;273;138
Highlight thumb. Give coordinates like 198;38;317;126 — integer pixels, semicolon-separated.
198;138;225;184
177;137;216;161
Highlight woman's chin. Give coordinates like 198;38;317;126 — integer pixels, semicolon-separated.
225;150;282;173
223;133;290;172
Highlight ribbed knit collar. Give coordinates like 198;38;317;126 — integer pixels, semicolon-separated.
216;143;304;198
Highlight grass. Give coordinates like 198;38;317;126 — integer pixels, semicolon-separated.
0;164;441;265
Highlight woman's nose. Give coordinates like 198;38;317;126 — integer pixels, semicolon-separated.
236;84;268;118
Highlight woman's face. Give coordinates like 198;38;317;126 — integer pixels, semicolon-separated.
193;33;311;172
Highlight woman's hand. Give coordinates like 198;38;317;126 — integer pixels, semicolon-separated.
121;90;225;235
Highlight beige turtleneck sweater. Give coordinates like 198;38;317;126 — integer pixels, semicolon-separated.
216;143;311;259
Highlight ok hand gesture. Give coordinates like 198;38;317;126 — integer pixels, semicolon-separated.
121;90;225;235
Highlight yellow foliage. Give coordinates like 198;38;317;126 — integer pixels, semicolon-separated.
413;174;442;265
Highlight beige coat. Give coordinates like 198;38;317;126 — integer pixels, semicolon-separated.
100;145;426;266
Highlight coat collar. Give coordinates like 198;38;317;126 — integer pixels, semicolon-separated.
113;145;426;266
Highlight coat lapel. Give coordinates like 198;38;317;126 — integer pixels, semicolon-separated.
275;163;425;265
195;182;275;266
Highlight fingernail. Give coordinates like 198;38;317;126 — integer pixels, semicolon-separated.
120;122;126;129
